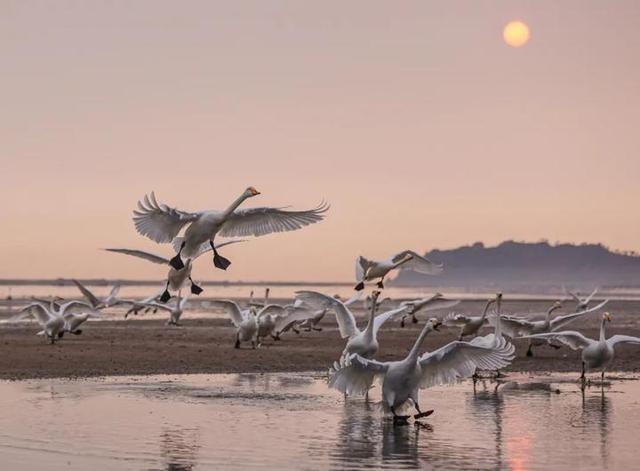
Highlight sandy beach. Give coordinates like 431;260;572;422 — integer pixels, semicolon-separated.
2;299;638;380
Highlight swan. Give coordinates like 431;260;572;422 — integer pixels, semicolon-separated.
294;290;409;358
72;280;122;309
14;300;98;343
399;293;461;327
255;304;289;345
522;312;640;383
354;250;443;291
132;189;329;272
328;318;515;424
274;294;361;337
125;294;189;326
491;299;608;356
104;240;243;302
565;287;599;311
209;299;260;348
443;295;498;340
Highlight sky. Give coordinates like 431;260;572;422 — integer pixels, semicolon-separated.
1;1;639;282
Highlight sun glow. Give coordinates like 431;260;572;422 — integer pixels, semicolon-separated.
503;21;531;47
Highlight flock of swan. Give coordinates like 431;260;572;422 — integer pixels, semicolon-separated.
10;187;640;425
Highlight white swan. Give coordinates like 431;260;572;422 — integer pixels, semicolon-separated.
329;318;515;423
399;293;461;327
522;312;640;383
72;280;122;309
104;240;243;302
443;295;499;340
15;300;98;343
294;290;408;358
209;299;261;348
354;250;443;291
565;287;599;311
273;294;360;337
491;299;609;356
133;189;328;272
126;294;189;326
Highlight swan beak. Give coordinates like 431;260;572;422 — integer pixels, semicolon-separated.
604;312;612;322
249;187;261;196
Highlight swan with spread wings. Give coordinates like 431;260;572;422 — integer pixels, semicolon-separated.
132;188;328;272
354;250;443;291
329;318;515;424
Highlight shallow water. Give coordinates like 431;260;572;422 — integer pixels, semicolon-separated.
0;373;638;470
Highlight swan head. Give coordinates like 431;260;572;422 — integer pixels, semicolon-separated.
549;301;562;312
603;312;612;322
245;186;261;197
426;317;442;331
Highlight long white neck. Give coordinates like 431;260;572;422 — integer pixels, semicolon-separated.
221;192;250;219
480;299;494;321
407;324;433;361
363;297;378;337
599;318;607;342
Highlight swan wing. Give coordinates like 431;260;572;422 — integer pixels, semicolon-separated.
59;301;98;317
550;300;608;331
328;353;389;396
607;335;640;348
418;338;515;388
443;313;471;327
256;304;286;320
133;192;200;243
343;291;363;307
274;306;317;333
392;250;443;275
372;306;410;335
295;291;358;338
522;331;593;350
17;302;53;326
489;315;531;338
584;287;599;304
208;300;245;327
218;202;329;238
104;248;169;265
355;256;375;281
413;298;461;314
72;279;101;308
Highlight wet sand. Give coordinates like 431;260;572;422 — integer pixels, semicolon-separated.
2;299;639;380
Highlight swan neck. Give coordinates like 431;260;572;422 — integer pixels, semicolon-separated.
222;192;249;219
600;318;607;342
480;299;493;321
408;325;431;360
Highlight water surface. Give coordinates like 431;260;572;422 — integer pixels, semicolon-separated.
0;373;638;470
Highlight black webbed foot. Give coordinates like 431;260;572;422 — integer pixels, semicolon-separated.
160;290;172;303
411;315;418;324
354;282;365;291
213;251;231;270
190;283;203;295
72;330;83;335
414;410;434;420
377;281;384;289
169;254;185;270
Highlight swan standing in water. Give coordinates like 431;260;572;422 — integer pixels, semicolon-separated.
491;299;608;356
354;250;443;291
399;293;461;327
329;318;515;424
72;280;123;309
295;290;409;358
132;189;328;272
522;312;640;384
14;300;98;343
443;295;499;340
105;240;244;302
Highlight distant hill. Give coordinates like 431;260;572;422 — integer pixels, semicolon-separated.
392;241;640;291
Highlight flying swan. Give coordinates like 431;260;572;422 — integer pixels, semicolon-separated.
354;250;443;291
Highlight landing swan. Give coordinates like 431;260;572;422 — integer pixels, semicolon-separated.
329;318;515;423
72;280;122;309
133;189;328;272
443;295;498;340
15;300;98;343
354;250;442;291
399;293;461;327
522;312;640;383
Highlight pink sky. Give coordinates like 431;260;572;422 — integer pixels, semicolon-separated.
1;1;639;281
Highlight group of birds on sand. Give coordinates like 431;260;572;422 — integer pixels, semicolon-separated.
10;188;640;425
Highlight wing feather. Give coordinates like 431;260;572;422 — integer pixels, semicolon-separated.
295;291;358;338
522;331;593;350
393;250;443;275
132;192;199;243
328;353;389;396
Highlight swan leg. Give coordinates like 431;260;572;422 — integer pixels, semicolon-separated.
377;278;385;289
234;333;241;349
354;281;365;291
189;276;203;295
210;241;231;270
169;242;186;270
411;314;418;324
458;331;464;341
400;317;406;328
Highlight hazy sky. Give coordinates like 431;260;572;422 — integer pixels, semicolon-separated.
2;1;639;281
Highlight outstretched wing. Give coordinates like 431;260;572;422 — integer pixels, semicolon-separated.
550;300;608;331
58;301;97;317
208;300;245;327
218;202;329;238
372;306;409;335
256;304;286;320
72;279;101;308
295;290;358;339
418;338;515;388
607;335;640;348
328;353;389;396
488;315;530;338
392;250;443;275
104;248;169;265
522;331;593;350
443;313;472;327
583;287;599;305
16;302;53;326
274;306;318;333
132;192;200;243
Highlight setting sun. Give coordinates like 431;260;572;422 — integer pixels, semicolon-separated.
503;20;531;47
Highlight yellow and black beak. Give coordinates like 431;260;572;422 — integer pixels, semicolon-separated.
249;187;261;196
604;312;612;322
